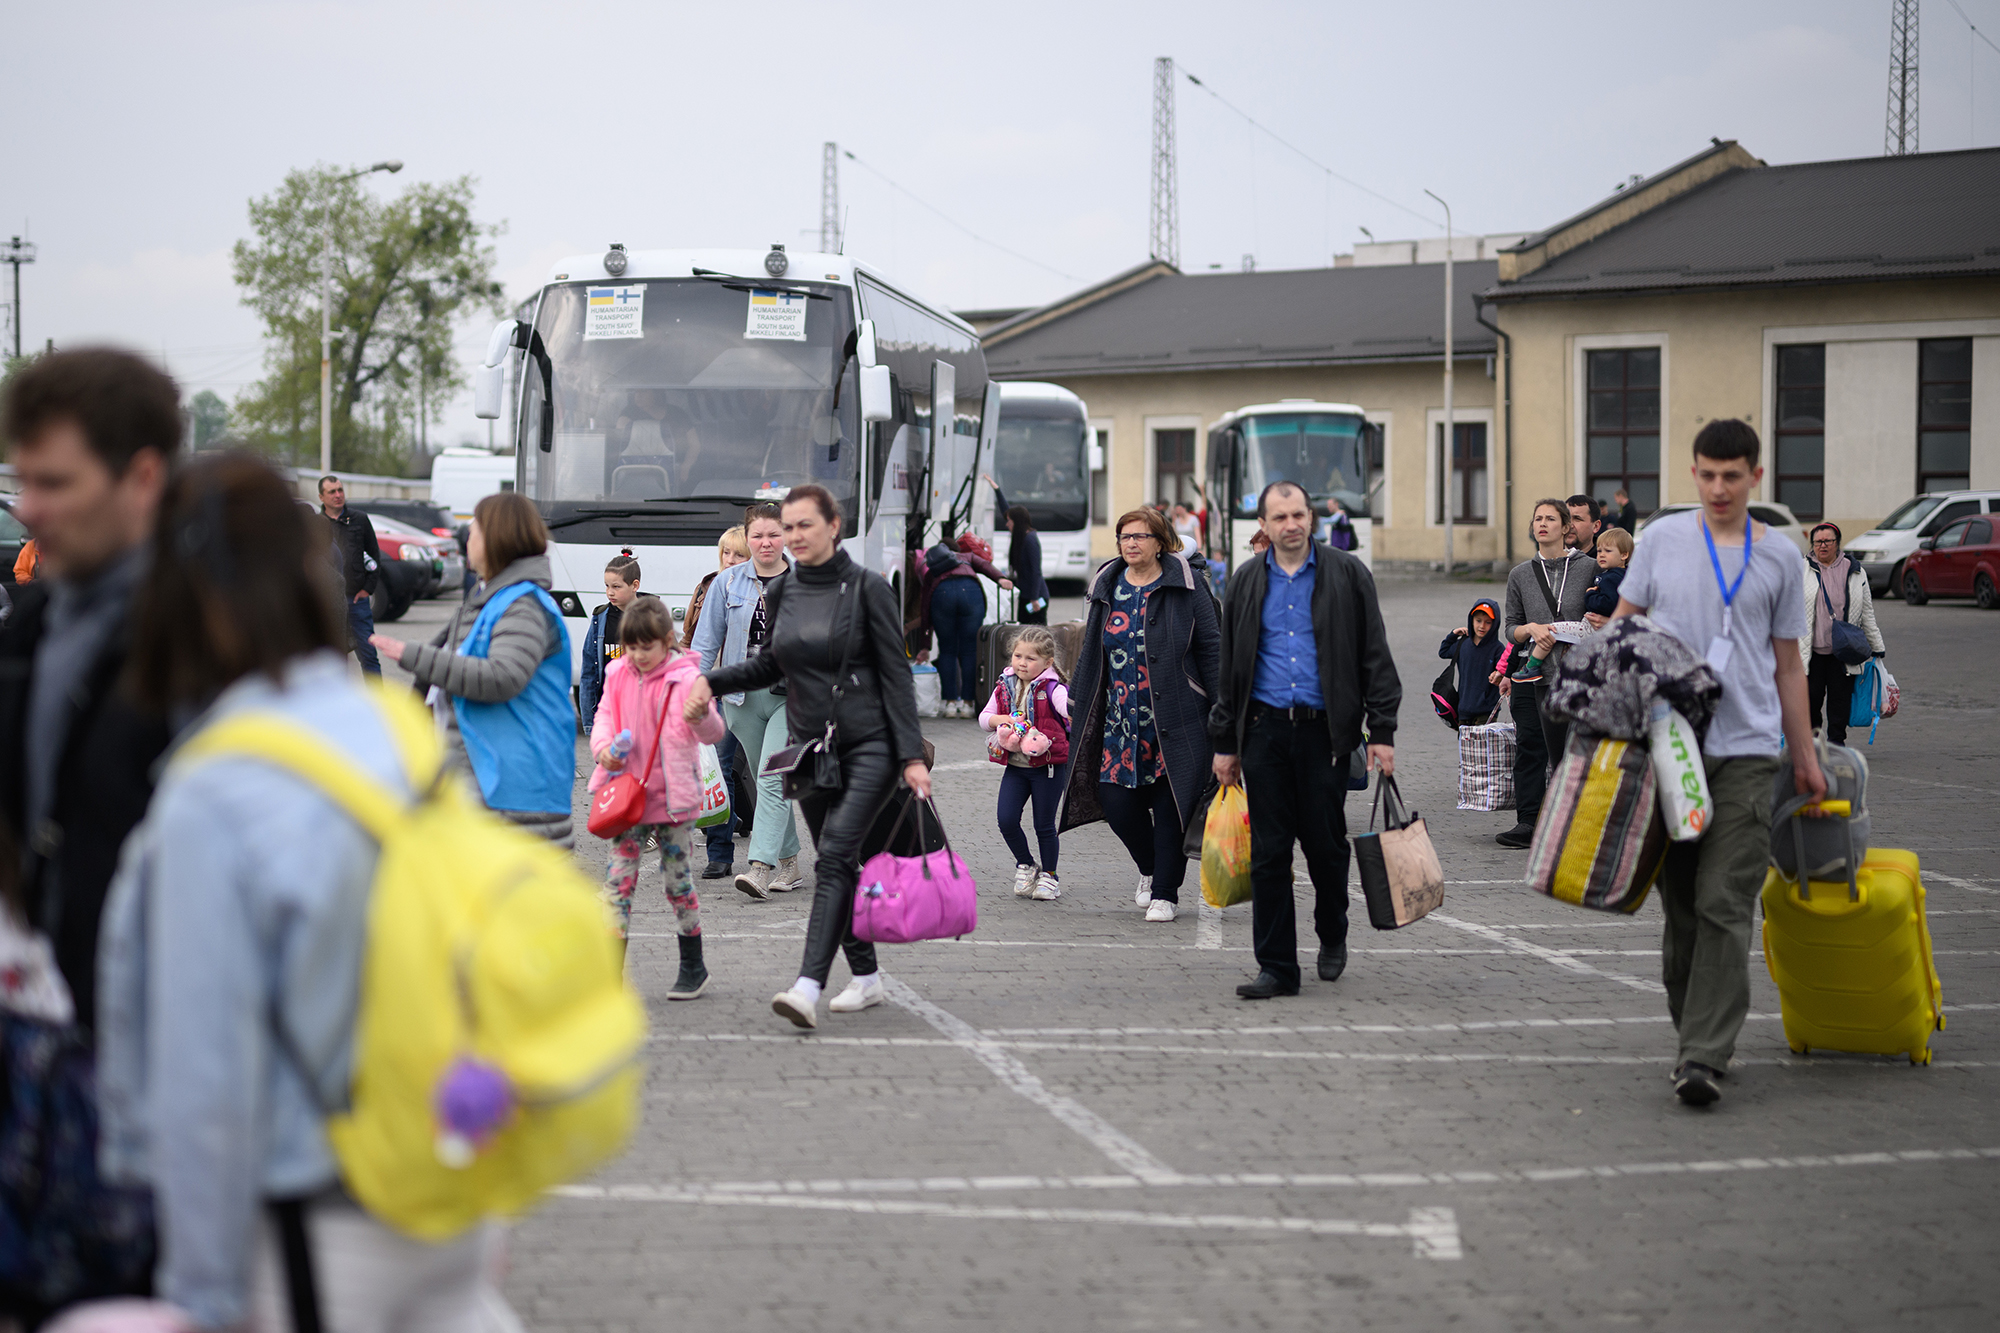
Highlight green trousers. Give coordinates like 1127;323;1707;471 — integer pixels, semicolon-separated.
723;686;801;868
1659;754;1781;1071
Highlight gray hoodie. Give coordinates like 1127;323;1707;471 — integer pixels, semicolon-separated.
397;552;574;848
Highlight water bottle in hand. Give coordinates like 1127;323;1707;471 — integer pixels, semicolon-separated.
606;729;635;766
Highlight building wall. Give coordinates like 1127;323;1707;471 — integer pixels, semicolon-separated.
1031;358;1498;566
1494;278;2000;554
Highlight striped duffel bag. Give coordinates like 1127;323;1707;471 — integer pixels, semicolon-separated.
1524;732;1667;913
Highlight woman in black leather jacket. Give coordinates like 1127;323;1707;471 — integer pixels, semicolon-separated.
686;485;930;1030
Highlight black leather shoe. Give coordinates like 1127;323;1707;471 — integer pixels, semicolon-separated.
701;861;732;880
1317;943;1348;982
1236;971;1300;1000
1494;822;1535;849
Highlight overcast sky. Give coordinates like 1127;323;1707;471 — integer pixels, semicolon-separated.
1;0;1991;456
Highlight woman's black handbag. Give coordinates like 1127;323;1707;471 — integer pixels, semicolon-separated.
1815;570;1872;667
761;576;862;798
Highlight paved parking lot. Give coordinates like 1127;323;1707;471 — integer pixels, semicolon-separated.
390;575;2000;1331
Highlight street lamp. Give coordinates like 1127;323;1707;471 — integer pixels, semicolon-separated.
321;160;403;475
1423;189;1453;575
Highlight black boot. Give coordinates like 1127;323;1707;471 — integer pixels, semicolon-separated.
668;933;709;1001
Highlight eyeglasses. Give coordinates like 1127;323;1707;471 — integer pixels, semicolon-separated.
1118;532;1157;543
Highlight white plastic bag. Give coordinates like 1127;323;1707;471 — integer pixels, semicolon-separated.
1648;700;1711;841
912;662;942;718
695;743;731;828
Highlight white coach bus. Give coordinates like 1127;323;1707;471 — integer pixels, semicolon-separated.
1205;400;1376;573
991;382;1092;585
473;244;999;691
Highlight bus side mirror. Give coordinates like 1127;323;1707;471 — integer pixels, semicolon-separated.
857;319;879;368
860;364;893;424
473;319;519;420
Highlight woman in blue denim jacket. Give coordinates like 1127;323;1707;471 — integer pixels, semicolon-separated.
94;454;516;1331
688;504;801;900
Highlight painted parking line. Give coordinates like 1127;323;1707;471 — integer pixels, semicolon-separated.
548;1185;1462;1259
562;1144;2000;1204
1429;910;1668;993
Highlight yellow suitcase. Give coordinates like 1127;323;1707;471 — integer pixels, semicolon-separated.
1760;846;1944;1065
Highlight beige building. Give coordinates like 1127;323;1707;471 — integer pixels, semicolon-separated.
1483;140;2000;550
979;257;1507;568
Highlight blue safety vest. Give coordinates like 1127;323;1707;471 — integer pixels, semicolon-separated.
451;582;574;814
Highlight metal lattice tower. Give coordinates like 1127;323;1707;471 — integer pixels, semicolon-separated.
1886;0;1919;155
820;143;840;252
1149;57;1179;269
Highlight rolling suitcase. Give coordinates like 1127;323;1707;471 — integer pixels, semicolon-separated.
975;622;1024;708
1049;619;1087;682
1761;843;1944;1065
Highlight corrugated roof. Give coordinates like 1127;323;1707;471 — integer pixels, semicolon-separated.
981;261;1496;379
1484;146;2000;300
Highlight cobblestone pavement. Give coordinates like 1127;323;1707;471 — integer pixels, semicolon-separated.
388;578;2000;1331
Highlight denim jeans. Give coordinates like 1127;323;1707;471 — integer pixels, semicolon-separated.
347;593;381;675
997;764;1063;873
930;577;987;703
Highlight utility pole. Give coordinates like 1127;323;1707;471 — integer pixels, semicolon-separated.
2;238;36;361
820;143;840;252
321;160;402;476
1150;57;1179;269
1425;192;1454;574
1886;0;1919;154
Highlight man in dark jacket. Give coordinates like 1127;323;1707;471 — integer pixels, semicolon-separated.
0;348;175;1034
1209;481;1401;999
318;473;384;675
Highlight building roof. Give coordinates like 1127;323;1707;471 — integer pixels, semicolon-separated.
981;260;1496;380
1485;145;2000;301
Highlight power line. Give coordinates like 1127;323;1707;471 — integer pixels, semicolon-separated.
840;150;1079;282
1945;0;2000;57
1177;68;1441;230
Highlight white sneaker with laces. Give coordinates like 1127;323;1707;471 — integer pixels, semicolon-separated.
1030;872;1062;901
1012;864;1038;897
1144;899;1177;923
828;978;885;1013
735;862;773;900
1135;874;1154;907
769;854;803;893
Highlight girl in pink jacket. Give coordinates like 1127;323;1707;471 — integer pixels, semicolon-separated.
978;626;1071;902
588;596;728;997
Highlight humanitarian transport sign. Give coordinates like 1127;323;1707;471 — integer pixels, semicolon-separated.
745;288;809;341
584;285;645;340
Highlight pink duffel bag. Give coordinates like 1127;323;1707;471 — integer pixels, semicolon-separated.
853;797;978;943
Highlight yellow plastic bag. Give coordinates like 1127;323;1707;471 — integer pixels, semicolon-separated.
1200;783;1253;909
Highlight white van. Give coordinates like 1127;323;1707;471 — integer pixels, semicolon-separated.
1845;491;2000;597
429;448;517;522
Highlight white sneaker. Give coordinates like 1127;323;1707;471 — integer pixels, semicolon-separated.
828;978;885;1013
769;854;803;893
1135;874;1154;907
771;988;818;1029
1031;872;1062;901
1012;864;1038;897
1144;899;1177;923
736;862;773;900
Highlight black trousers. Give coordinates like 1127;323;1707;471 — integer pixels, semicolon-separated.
1242;711;1352;989
794;739;896;985
1098;779;1188;901
1806;651;1855;745
1509;679;1568;826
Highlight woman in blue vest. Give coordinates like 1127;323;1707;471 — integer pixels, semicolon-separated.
371;492;575;847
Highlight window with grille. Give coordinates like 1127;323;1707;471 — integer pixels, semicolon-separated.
1153;428;1199;507
1586;348;1661;515
1774;344;1825;521
1434;422;1487;524
1918;339;1972;494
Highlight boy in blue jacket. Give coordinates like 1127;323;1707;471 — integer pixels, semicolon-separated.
1438;597;1505;726
578;553;641;731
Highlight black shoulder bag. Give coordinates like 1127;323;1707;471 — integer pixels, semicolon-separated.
763;574;861;798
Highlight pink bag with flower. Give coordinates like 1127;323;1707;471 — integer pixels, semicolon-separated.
853;798;978;943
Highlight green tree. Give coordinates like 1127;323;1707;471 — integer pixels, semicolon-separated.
232;166;506;475
186;389;230;450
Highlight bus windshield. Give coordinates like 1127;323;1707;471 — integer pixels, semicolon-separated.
1235;413;1369;519
525;279;858;510
995;414;1088;531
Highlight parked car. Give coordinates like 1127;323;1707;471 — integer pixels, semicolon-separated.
1901;514;2000;609
351;497;459;542
1845;491;2000;599
1635;500;1810;556
369;514;463;622
0;500;28;585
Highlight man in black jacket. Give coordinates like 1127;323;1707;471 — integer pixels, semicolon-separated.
1209;481;1401;999
0;348;175;1033
318;473;384;675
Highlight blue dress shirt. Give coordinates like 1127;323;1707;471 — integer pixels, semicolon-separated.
1252;545;1324;708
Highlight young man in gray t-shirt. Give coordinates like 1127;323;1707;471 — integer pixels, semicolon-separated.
1615;419;1824;1109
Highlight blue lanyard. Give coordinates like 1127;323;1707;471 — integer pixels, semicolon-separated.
1700;515;1751;634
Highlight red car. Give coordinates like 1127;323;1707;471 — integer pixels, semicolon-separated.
1902;513;2000;609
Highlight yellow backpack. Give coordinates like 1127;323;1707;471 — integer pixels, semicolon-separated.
175;685;646;1241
